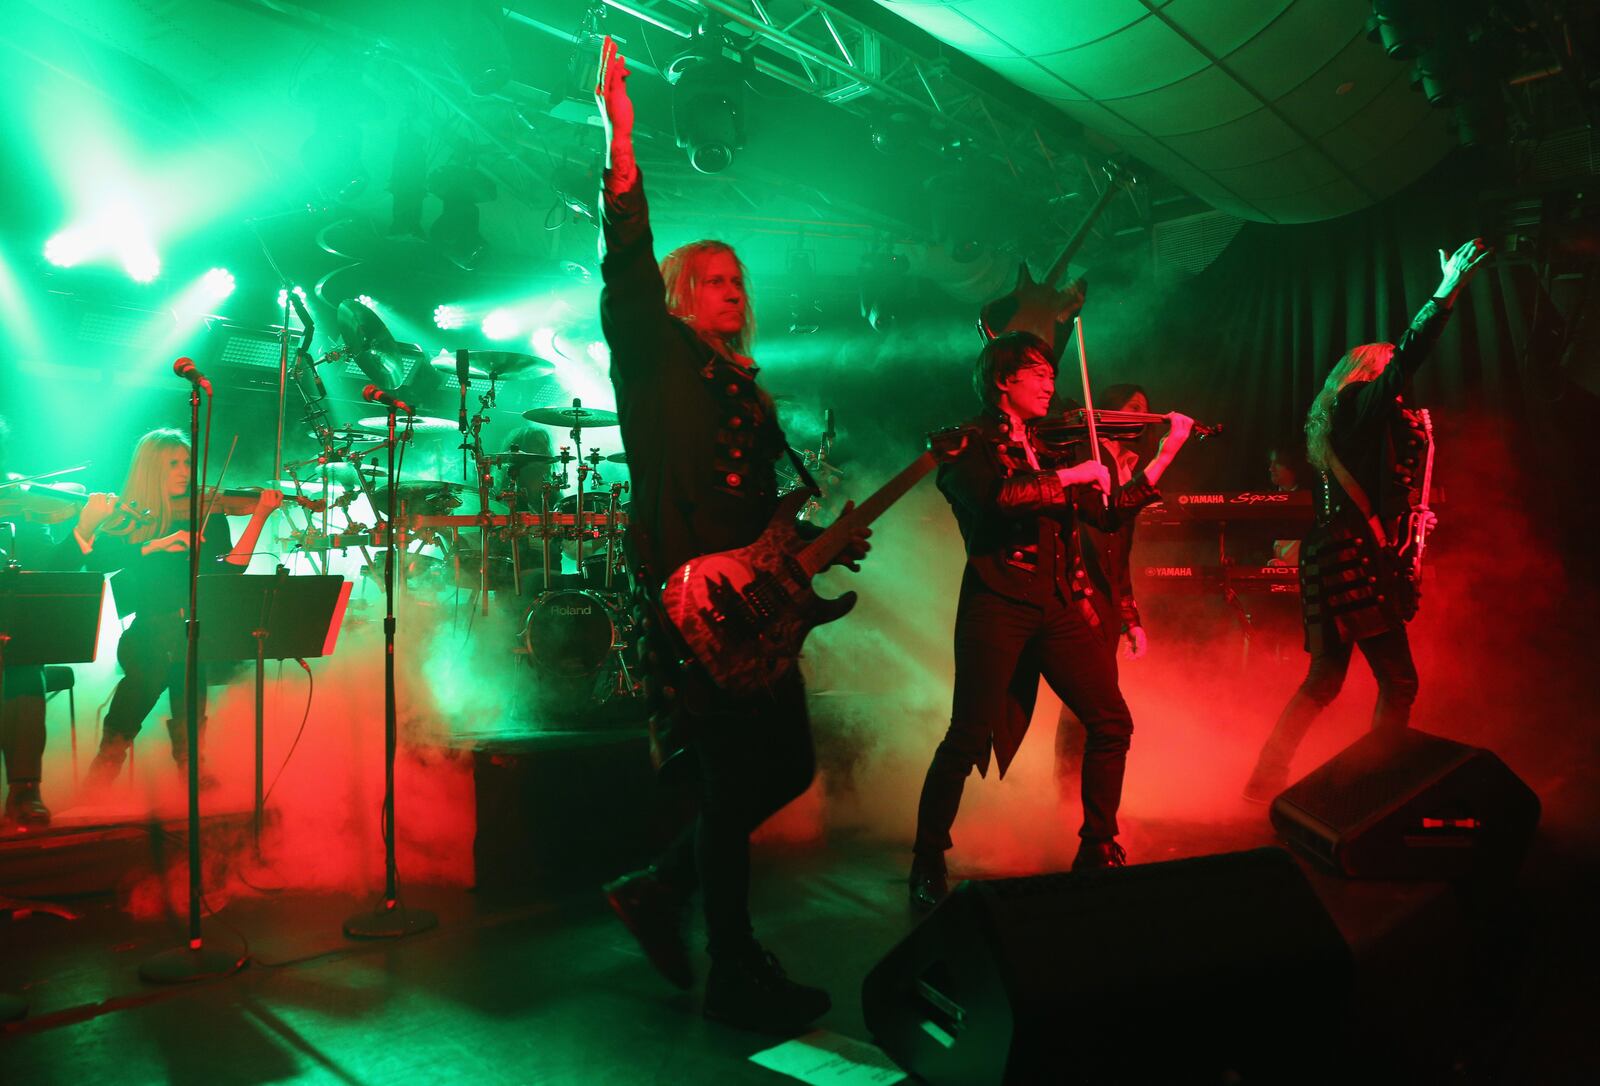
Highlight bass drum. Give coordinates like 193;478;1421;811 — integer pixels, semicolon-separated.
520;590;631;704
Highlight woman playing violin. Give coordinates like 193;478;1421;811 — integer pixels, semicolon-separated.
0;417;117;827
81;428;281;791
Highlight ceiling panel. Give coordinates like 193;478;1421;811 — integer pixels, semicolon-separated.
874;0;1453;223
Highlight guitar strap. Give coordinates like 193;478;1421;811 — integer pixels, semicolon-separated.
1324;447;1388;550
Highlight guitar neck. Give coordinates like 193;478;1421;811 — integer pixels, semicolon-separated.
1041;177;1123;288
797;451;937;577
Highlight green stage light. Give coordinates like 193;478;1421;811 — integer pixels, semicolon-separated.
203;268;235;300
356;293;378;311
481;307;520;341
434;303;465;330
276;285;308;308
44;230;90;268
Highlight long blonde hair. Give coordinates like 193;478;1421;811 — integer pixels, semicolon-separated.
1304;342;1394;471
120;428;190;542
661;240;755;357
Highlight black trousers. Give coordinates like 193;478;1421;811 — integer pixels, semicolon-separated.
644;637;815;961
1252;624;1418;783
1;667;46;785
915;586;1134;863
102;614;208;753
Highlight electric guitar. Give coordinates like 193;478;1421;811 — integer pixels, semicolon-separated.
1395;408;1436;584
978;161;1135;356
661;427;972;694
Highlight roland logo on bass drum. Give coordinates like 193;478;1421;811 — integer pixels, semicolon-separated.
552;604;594;616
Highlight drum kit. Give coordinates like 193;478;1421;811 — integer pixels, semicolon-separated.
278;299;642;712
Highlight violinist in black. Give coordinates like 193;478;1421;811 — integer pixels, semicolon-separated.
910;333;1193;909
80;428;280;790
0;417;117;827
1243;239;1490;803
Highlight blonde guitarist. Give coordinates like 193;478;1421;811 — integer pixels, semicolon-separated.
591;35;868;1035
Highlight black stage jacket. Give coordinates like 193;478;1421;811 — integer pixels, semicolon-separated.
599;168;791;589
1302;298;1451;651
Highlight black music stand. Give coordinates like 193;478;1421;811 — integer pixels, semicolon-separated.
0;568;105;1021
199;570;351;852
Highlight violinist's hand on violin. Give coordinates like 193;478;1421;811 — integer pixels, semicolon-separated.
142;530;195;555
253;488;284;515
76;493;118;536
1164;412;1194;446
1057;460;1111;496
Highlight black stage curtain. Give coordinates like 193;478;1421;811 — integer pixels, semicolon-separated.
1138;152;1598;583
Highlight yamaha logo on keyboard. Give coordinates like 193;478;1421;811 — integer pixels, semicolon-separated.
1144;566;1195;577
1177;494;1224;504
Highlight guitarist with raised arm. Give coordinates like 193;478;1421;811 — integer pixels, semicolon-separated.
909;333;1194;909
592;36;868;1034
1243;239;1490;804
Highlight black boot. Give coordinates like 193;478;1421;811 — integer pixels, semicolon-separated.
602;867;693;990
1072;838;1127;872
908;854;948;912
3;782;50;828
83;734;132;793
168;716;219;790
703;944;830;1034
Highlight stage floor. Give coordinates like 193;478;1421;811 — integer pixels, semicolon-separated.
2;813;1596;1085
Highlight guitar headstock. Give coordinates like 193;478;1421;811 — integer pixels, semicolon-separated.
1102;160;1138;192
927;425;976;460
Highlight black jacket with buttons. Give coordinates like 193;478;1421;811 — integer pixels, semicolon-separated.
599;169;790;588
937;409;1159;628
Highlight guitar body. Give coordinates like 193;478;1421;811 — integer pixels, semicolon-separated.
978;264;1087;356
660;490;858;695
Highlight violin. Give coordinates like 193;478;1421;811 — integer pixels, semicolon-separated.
1027;409;1224;452
0;477;159;536
195;486;310;517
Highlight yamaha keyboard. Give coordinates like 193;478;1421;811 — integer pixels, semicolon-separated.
1138;489;1313;527
1138;564;1301;594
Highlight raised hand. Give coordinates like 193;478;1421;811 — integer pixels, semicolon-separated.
1436;238;1492;303
595;35;634;147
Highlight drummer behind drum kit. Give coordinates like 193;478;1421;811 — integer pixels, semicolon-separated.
278;299;642;714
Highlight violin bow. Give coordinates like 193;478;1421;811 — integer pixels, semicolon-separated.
1073;316;1108;509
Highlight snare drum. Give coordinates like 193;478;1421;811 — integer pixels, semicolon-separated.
521;590;631;701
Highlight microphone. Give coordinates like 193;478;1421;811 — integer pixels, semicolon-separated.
824;407;835;443
173;357;212;395
362;384;412;415
456;348;471;435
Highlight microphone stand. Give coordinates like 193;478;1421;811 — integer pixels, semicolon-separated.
344;404;437;939
140;382;243;983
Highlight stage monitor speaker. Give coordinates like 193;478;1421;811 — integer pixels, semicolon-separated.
1271;728;1540;880
862;847;1352;1086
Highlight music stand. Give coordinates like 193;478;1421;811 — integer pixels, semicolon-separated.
198;570;351;852
0;568;105;1021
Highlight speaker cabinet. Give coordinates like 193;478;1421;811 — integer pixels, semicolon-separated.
862;848;1352;1085
1271;729;1540;879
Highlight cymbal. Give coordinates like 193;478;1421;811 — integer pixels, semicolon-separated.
604;451;628;464
488;450;559;467
374;479;508;516
354;415;461;435
274;479;345;497
521;405;619;428
430;350;555;381
337;298;409;388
